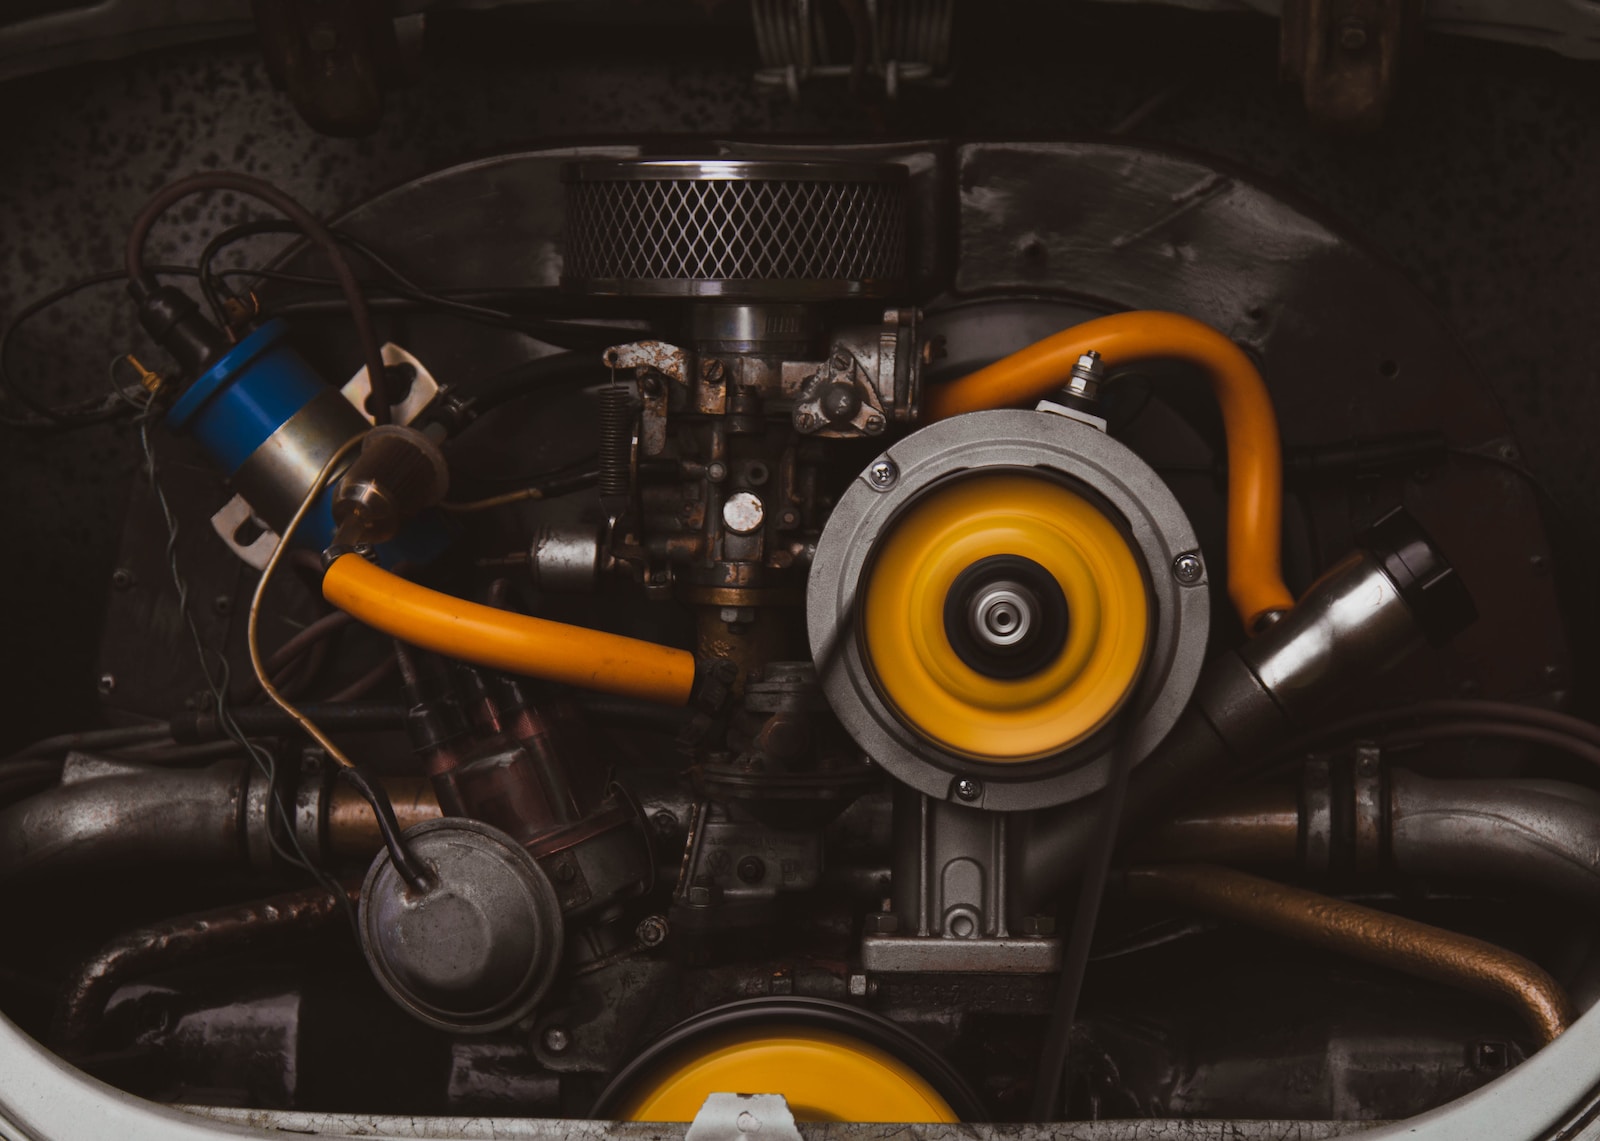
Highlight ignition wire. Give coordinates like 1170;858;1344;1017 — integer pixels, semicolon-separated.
245;432;430;891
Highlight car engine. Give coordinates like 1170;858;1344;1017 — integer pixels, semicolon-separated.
1;8;1597;1136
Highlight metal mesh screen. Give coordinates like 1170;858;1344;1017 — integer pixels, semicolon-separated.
564;172;908;297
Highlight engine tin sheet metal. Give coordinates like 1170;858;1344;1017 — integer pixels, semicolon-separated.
953;140;1566;711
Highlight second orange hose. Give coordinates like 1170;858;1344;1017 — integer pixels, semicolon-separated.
924;311;1294;629
323;554;697;706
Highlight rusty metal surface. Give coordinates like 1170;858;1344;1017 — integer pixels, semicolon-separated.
179;1105;1384;1138
1130;785;1302;864
51;884;354;1055
326;776;441;861
1280;0;1425;130
1125;864;1575;1044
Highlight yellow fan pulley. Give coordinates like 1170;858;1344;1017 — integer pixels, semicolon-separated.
620;1028;959;1123
861;471;1149;761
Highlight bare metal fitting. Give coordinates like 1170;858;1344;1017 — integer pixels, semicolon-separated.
528;524;606;593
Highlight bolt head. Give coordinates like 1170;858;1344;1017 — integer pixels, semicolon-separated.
864;414;885;434
736;855;767;884
635;915;670;947
954;778;982;802
864;912;901;934
97;673;116;695
867;459;898;489
1172;552;1204;585
848;973;869;997
542;1026;570;1054
111;568;133;590
706;461;728;483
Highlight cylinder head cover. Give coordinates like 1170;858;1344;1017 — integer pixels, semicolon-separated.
561;159;909;300
808;409;1210;811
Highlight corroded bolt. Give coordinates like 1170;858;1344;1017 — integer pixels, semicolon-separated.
636;915;670;947
542;1026;570;1054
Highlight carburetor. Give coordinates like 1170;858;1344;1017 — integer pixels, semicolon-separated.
559;159;921;692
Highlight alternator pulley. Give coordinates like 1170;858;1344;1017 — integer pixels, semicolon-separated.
808;409;1210;811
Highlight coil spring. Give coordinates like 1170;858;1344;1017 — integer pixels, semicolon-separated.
597;384;633;499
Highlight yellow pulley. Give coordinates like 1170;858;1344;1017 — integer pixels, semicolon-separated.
618;1027;959;1123
861;471;1150;762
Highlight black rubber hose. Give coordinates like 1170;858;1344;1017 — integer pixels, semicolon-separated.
123;171;392;422
169;702;408;743
452;351;602;417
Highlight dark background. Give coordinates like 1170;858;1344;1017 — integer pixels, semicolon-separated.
1;3;1595;749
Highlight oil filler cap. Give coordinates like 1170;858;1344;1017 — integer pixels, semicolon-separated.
359;817;564;1033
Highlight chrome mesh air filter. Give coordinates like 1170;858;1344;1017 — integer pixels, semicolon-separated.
562;160;909;300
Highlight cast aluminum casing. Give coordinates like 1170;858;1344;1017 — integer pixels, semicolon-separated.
808;409;1211;812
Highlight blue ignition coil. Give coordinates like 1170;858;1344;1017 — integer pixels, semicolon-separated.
162;317;450;563
166;318;369;552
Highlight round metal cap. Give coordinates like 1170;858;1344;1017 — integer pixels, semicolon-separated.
359;818;564;1033
562;159;909;300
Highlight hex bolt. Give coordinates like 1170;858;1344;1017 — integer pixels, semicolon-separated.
954;777;982;802
848;973;869;997
97;673;116;696
1172;552;1204;585
635;915;670;947
1066;350;1105;401
867;459;898;490
737;855;767;884
542;1026;571;1054
864;912;900;934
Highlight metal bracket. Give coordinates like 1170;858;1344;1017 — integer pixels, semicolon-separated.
209;342;440;569
1280;0;1424;131
604;341;687;458
685;1093;802;1141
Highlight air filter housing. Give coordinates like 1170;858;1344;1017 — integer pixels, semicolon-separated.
562;159;909;300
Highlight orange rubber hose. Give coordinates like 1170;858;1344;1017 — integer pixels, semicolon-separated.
924;311;1294;629
322;554;696;706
